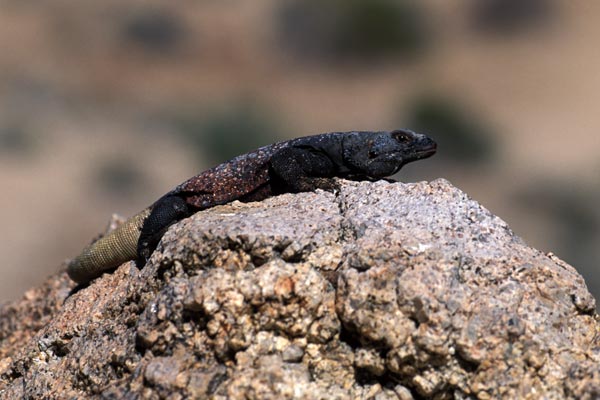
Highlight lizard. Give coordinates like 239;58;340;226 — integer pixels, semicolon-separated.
67;129;437;284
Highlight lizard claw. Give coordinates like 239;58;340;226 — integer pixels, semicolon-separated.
312;177;340;193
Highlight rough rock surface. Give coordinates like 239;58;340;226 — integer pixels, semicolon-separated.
1;179;599;399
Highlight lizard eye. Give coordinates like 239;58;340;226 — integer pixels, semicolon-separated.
394;133;410;143
391;130;414;143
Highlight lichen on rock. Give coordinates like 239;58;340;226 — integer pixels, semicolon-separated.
0;179;598;399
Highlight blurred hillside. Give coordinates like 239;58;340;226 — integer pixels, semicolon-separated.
1;0;599;302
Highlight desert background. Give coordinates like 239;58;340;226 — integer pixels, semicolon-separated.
1;0;599;302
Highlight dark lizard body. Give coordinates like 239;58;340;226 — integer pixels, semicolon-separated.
68;130;436;284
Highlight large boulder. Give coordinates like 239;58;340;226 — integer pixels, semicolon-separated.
1;179;598;399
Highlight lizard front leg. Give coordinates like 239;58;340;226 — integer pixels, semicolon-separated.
268;146;338;194
137;195;192;265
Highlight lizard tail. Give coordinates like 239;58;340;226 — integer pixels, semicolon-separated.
67;208;151;284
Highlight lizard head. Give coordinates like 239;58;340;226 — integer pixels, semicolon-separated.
342;129;436;178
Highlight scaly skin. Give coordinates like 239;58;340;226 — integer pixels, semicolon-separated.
68;130;436;284
67;208;150;284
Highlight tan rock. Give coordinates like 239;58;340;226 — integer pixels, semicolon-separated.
0;179;598;399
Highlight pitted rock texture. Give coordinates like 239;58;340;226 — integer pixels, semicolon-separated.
0;179;599;399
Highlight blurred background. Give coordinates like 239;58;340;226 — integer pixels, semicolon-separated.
1;0;599;302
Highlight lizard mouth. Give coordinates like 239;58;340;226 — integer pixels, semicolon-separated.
414;142;437;159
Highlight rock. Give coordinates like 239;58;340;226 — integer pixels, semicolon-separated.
0;179;598;399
